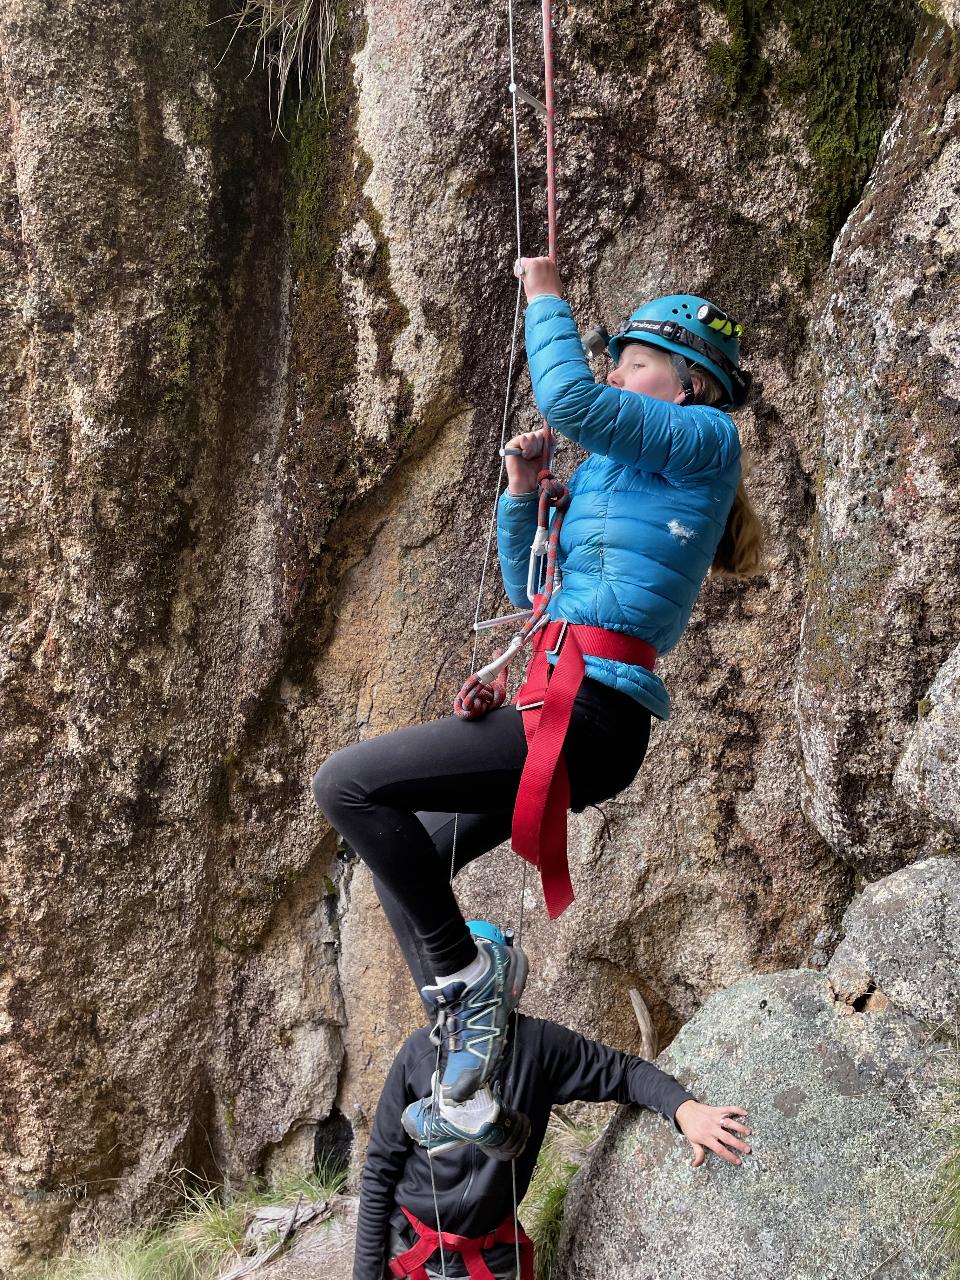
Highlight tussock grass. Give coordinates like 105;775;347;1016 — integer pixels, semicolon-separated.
936;1078;960;1279
40;1162;348;1280
225;0;339;127
520;1109;602;1280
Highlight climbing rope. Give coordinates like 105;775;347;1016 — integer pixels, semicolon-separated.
423;1;560;1276
453;0;565;722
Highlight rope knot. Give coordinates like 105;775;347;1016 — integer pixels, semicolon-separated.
537;469;570;511
454;663;509;721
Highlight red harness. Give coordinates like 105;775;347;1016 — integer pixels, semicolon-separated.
511;610;657;918
388;1206;534;1280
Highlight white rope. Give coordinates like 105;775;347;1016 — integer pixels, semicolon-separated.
509;860;528;1280
447;0;526;885
426;0;529;1274
427;1066;449;1279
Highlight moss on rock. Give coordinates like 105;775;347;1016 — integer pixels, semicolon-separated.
707;0;919;268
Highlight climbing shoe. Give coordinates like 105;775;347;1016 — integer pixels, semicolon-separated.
422;937;528;1104
402;1092;531;1162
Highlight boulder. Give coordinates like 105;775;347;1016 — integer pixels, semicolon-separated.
556;968;950;1279
828;856;960;1027
556;853;959;1278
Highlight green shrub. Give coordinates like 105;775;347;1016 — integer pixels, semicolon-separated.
521;1109;602;1280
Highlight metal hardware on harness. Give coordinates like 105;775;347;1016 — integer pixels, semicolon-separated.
474;610;534;632
473;615;550;686
545;618;568;658
454;463;567;721
525;525;550;603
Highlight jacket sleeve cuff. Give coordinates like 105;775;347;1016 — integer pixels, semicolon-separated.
525;291;564;308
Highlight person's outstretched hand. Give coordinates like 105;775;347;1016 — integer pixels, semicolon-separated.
674;1101;752;1168
517;256;564;302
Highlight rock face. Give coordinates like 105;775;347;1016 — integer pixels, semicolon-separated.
797;20;960;873
555;859;958;1280
0;1;343;1270
895;643;960;830
3;0;955;1270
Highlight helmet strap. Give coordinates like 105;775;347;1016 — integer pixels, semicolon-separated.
671;354;697;406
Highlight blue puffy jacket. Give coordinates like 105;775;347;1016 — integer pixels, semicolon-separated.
497;294;742;720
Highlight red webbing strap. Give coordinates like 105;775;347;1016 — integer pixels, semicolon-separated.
390;1208;533;1280
512;615;656;919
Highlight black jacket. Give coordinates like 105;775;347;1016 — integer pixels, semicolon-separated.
354;1013;695;1279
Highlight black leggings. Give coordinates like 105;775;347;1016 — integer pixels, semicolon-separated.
312;678;651;984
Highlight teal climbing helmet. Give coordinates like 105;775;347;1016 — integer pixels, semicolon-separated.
604;294;752;409
466;919;507;947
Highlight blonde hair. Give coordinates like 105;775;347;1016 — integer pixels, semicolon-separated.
688;364;765;578
712;476;764;576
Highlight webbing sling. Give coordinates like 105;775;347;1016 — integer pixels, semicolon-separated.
512;607;656;918
389;1206;534;1280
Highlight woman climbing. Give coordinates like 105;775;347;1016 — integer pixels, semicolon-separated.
312;255;762;1113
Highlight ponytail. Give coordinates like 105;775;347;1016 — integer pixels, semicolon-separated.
712;475;764;577
688;363;765;578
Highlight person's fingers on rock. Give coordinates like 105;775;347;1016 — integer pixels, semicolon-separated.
720;1132;751;1155
709;1138;741;1166
721;1118;751;1136
690;1143;706;1169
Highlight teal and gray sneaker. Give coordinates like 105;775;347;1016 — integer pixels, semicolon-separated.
401;1092;531;1162
422;938;529;1104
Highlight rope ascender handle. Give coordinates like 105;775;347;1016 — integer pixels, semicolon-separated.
454;427;569;721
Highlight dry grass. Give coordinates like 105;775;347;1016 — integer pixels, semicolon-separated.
223;0;339;128
39;1163;348;1280
936;1076;960;1279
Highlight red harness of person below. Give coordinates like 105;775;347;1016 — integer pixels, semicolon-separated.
389;1206;534;1279
511;600;657;919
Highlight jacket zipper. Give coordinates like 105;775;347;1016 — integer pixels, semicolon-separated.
453;1139;479;1232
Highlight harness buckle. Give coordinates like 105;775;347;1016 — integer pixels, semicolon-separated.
546;619;568;658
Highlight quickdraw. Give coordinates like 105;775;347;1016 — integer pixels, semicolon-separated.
454;448;570;720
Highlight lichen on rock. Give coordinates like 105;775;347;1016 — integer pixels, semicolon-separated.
797;18;960;875
554;857;959;1280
